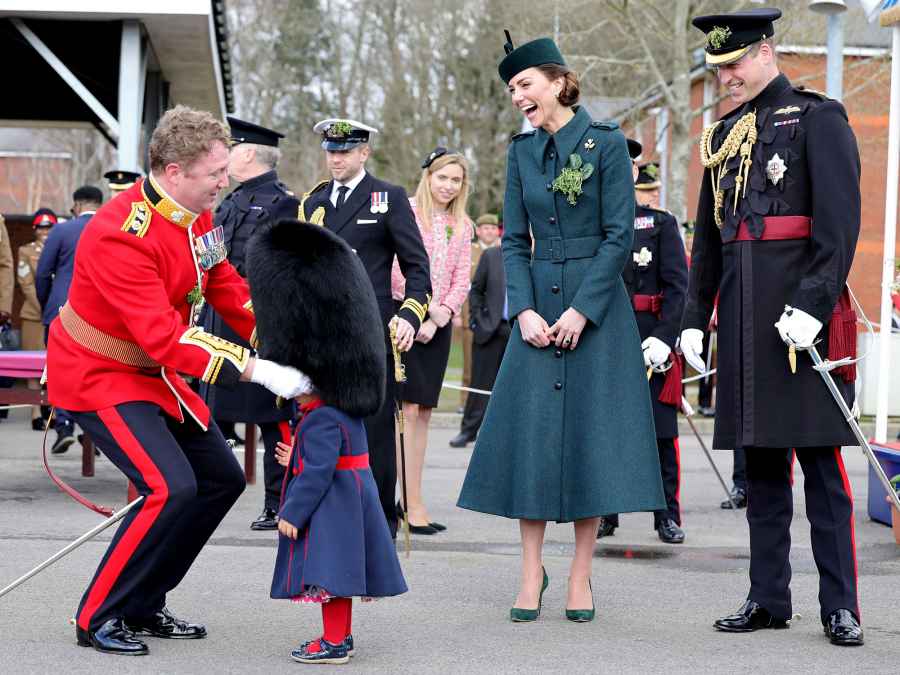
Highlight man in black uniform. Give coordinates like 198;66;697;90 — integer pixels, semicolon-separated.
200;117;299;530
682;9;863;646
299;118;431;536
598;141;688;544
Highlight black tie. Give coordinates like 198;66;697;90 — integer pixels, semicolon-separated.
335;185;349;210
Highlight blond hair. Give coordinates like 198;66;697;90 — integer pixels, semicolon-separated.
148;105;230;172
413;153;472;238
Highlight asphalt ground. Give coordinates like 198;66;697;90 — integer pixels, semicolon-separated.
1;407;898;674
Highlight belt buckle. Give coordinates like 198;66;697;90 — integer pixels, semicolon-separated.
548;236;564;262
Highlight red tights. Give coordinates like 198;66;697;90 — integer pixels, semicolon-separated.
308;597;352;651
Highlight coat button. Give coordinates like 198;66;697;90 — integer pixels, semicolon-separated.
549;216;556;224
546;182;552;190
549;151;556;159
555;349;562;358
551;285;560;294
554;381;563;390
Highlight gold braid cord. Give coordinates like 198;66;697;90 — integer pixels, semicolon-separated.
699;112;757;228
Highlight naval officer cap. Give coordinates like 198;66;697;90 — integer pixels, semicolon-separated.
692;8;782;66
104;169;142;191
498;30;565;84
313;118;379;151
227;116;285;147
626;139;643;161
635;163;662;190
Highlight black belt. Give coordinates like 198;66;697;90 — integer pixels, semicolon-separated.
533;236;603;263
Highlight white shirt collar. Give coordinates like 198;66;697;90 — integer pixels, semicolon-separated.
330;168;367;205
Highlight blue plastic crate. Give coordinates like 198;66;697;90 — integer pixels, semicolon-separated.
867;442;900;526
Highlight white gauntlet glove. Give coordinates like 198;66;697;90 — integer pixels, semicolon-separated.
250;359;312;399
774;305;822;349
679;328;706;373
641;336;672;368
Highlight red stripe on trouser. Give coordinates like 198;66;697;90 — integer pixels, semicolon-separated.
833;447;860;617
76;408;169;630
789;449;796;486
673;437;682;523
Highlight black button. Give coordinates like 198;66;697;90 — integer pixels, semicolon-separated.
549;216;556;224
554;381;563;390
551;285;560;294
549;151;556;159
546;183;552;190
555;349;562;358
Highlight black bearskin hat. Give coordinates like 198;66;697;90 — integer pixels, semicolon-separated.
246;219;386;417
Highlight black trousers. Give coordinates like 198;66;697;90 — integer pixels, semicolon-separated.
458;325;510;438
72;402;245;631
745;446;859;623
366;320;398;537
259;420;292;511
732;447;747;490
604;436;681;528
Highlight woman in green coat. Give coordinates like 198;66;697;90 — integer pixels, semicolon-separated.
457;35;664;623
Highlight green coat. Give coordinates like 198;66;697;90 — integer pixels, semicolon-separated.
457;106;664;522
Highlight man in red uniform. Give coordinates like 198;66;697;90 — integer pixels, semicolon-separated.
47;106;310;656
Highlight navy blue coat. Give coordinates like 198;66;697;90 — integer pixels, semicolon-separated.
35;211;91;325
271;405;407;600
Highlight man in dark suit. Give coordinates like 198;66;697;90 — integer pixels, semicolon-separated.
450;244;508;447
36;185;102;452
299;118;431;536
199;117;300;531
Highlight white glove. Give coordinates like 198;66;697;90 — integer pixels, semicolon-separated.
774;305;822;349
679;328;706;373
641;336;671;368
250;359;312;399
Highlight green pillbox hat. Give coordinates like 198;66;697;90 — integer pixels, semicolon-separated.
498;31;565;84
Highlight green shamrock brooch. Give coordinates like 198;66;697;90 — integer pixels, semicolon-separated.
552;154;594;206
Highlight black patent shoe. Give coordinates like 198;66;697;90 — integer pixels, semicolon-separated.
449;432;475;448
656;519;685;544
721;487;747;510
824;609;864;646
250;508;278;530
52;424;75;454
714;600;789;632
291;637;350;664
429;522;447;531
76;617;149;655
127;607;207;639
596;517;617;539
31;417;46;431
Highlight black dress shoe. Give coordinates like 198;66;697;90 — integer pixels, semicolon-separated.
449;432;475;448
250;508;278;530
31;418;45;431
596;517;617;539
128;607;207;639
721;487;747;510
52;424;76;454
714;600;789;632
76;617;149;655
429;522;447;531
824;609;864;646
656;519;685;544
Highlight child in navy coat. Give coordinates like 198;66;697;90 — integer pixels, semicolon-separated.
246;219;407;665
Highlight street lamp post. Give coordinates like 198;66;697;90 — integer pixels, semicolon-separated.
809;1;848;99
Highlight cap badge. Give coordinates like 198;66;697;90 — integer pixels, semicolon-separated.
707;26;731;50
766;153;787;186
370;191;389;214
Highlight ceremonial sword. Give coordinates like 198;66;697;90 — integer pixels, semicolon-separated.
0;496;144;600
681;396;739;510
389;319;412;557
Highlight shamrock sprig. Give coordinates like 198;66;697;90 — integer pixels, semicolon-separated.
552;154;594;206
330;121;353;137
707;26;731;50
187;283;204;306
445;223;454;242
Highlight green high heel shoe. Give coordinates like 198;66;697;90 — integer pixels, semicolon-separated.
510;567;549;622
565;579;595;622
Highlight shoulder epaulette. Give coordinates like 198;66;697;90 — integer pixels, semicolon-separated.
511;130;536;142
275;181;296;198
298;179;330;222
794;85;829;101
590;121;619;130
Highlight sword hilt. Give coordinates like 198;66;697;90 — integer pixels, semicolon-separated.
389;317;407;384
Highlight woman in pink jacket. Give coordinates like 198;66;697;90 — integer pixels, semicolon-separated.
391;147;472;534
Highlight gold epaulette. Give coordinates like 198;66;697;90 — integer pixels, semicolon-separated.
298;179;330;222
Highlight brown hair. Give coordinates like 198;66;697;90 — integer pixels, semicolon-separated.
148;105;230;172
536;64;580;107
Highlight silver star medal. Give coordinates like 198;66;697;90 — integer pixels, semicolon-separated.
766;153;787;186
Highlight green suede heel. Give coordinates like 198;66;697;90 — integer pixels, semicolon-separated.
565;579;595;622
510;567;549;622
